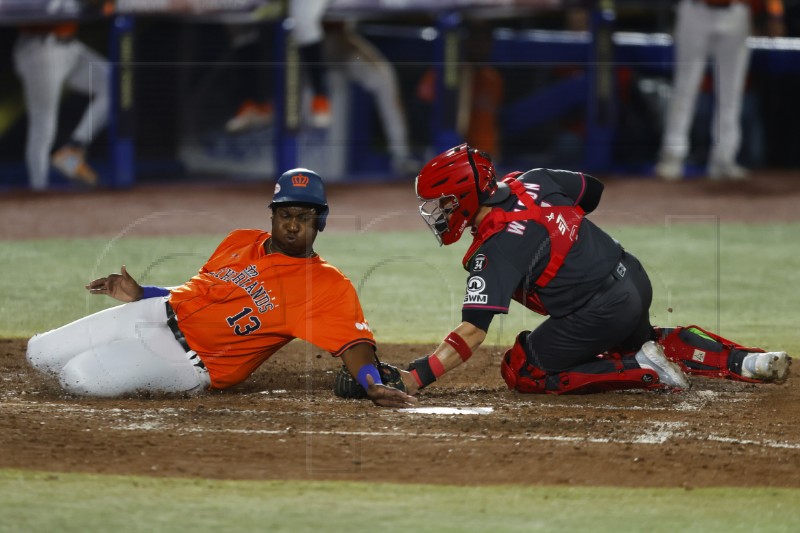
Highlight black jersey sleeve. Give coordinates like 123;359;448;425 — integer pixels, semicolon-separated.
544;170;604;213
461;309;495;332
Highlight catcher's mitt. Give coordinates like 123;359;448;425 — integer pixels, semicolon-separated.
333;362;407;399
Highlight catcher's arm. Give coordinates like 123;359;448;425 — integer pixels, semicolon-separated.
406;321;486;394
340;343;417;408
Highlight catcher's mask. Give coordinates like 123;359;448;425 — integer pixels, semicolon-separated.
414;144;505;245
269;168;329;231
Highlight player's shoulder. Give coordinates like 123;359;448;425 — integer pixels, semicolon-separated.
518;168;566;182
226;228;266;239
221;228;268;244
315;257;348;278
210;229;267;257
314;257;357;288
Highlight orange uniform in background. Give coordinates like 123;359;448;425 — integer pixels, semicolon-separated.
169;229;375;389
19;22;78;38
461;65;504;157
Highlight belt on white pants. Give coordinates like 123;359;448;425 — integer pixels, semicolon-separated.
165;301;211;387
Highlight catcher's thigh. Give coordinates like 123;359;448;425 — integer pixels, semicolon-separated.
501;331;660;394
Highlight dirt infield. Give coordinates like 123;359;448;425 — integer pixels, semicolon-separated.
1;172;799;487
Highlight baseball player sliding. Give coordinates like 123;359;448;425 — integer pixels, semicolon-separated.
26;168;416;407
403;144;791;395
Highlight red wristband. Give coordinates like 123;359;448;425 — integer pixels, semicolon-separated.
428;354;446;378
444;332;473;362
409;353;446;389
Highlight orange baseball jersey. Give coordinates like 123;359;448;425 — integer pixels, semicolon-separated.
168;229;375;389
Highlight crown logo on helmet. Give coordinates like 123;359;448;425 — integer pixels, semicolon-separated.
292;174;310;187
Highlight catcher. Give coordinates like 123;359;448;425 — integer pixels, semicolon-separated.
26;168;415;408
394;144;790;395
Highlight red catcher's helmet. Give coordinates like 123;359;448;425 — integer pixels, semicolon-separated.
415;144;499;245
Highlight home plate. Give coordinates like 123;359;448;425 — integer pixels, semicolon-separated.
398;407;494;415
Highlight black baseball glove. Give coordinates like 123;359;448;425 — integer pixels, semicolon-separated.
333;362;407;399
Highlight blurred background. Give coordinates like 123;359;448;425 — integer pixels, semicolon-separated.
1;0;800;191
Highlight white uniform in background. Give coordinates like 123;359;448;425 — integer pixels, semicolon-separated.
656;0;751;180
13;26;110;190
289;0;330;47
325;26;416;174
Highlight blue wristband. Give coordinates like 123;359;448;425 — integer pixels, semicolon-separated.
356;364;383;390
141;286;170;299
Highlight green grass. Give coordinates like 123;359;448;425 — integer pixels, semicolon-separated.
3;223;800;352
1;470;798;532
1;223;800;530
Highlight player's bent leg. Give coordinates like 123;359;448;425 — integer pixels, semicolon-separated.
656;325;792;383
500;332;663;394
59;333;209;397
27;298;169;376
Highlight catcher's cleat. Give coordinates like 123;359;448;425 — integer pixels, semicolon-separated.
51;146;98;186
741;352;791;382
310;95;331;128
225;100;274;133
635;340;690;390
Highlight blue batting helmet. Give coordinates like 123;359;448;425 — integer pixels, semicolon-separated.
269;168;329;231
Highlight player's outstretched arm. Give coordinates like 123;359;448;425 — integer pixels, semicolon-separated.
407;321;487;393
341;343;417;408
85;264;144;302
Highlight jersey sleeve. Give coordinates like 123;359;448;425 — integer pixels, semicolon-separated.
301;268;376;356
544;170;604;213
461;236;527;331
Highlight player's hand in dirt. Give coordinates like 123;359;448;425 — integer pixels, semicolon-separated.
85;265;144;302
365;374;418;408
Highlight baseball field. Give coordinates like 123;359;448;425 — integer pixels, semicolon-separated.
1;173;799;531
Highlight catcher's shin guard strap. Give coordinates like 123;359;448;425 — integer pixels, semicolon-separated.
658;325;764;383
444;332;473;362
409;354;445;389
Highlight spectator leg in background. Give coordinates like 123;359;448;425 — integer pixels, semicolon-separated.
658;1;712;177
64;42;110;148
343;31;414;173
13;36;70;190
708;4;750;171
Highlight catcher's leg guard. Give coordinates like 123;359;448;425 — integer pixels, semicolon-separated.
500;332;662;394
656;325;764;383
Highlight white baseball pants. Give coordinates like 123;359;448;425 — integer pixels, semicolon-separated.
27;298;209;397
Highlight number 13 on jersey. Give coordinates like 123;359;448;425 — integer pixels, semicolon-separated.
226;307;261;336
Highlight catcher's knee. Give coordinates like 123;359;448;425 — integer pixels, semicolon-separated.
500;331;661;394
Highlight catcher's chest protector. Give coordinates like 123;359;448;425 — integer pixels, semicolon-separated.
657;325;764;382
462;175;585;315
